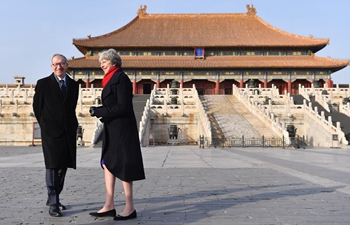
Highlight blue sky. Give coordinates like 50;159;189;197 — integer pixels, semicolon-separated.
0;0;349;85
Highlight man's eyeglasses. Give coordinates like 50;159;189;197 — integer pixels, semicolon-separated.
52;63;66;68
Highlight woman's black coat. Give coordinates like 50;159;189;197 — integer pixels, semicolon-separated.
94;69;145;182
33;74;79;169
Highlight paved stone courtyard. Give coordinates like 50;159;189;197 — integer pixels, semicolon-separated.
0;145;350;224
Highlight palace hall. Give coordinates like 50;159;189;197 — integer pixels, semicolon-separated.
67;5;349;95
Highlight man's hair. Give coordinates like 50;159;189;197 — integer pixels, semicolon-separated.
52;54;67;63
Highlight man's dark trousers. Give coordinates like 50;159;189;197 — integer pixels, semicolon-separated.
46;168;67;205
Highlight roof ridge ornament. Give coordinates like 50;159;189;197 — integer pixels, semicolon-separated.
138;5;147;17
246;4;257;16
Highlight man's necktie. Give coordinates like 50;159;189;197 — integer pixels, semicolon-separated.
60;80;66;95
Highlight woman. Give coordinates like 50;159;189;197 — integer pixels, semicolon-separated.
89;49;145;221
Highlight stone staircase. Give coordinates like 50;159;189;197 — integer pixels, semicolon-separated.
133;94;150;131
307;95;350;142
200;95;226;146
203;95;279;140
93;94;150;147
292;94;308;105
294;94;350;142
227;95;279;138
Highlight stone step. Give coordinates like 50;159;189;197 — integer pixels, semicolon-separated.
225;95;279;138
204;95;262;139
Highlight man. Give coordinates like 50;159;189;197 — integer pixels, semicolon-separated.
33;54;79;217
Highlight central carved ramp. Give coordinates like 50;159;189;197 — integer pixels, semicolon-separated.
204;95;279;140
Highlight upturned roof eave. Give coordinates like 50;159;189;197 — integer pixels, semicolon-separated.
68;65;348;73
72;43;328;51
67;56;349;72
72;15;140;55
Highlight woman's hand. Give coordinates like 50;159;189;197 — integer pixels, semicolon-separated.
89;107;97;117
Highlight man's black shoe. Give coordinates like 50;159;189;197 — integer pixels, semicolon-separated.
49;205;62;217
46;200;66;210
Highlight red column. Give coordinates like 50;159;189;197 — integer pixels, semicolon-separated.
133;79;137;94
215;79;220;95
287;78;291;94
327;78;333;88
240;79;244;88
85;78;90;88
156;78;160;88
263;78;267;88
180;72;184;87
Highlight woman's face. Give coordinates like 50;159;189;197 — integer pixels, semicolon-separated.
100;59;114;74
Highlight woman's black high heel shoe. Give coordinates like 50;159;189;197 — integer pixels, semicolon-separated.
113;210;137;220
89;209;116;217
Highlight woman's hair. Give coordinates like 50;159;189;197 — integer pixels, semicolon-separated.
99;49;122;67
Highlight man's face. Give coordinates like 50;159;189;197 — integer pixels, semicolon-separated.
51;55;68;78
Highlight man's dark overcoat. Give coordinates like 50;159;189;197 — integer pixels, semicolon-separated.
94;69;145;182
33;73;79;169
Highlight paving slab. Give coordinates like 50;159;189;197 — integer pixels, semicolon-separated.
0;145;350;224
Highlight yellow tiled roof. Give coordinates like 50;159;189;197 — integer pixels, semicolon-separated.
72;6;328;52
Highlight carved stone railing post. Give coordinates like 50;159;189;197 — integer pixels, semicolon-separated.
24;90;28;104
13;100;19;116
